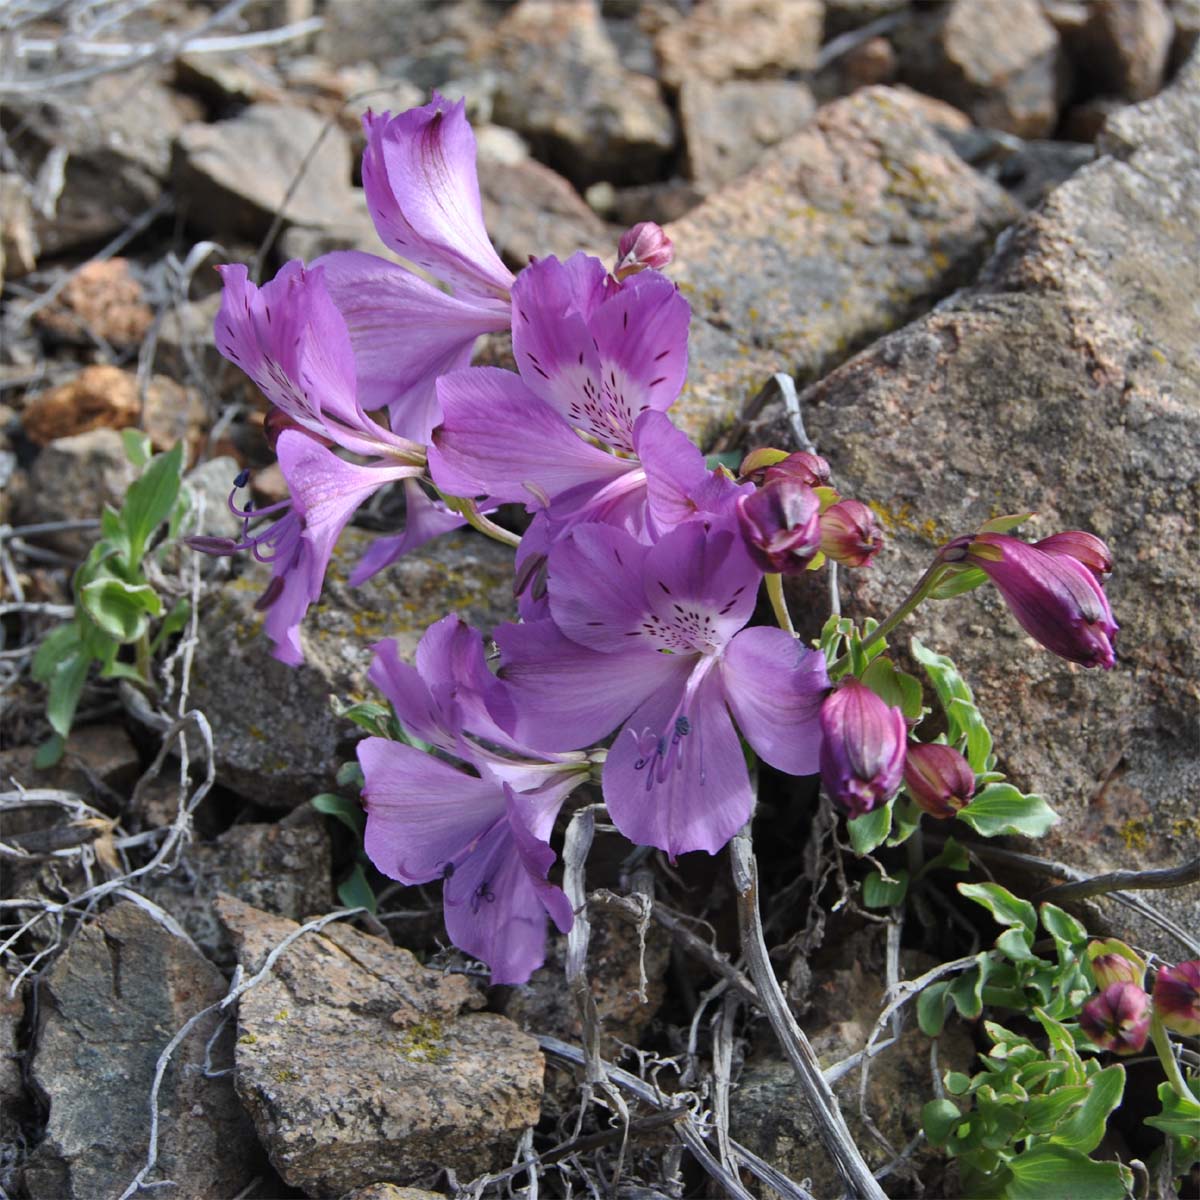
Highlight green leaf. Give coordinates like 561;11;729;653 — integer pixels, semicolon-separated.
945;1071;973;1096
949;963;985;1020
32;621;83;682
1051;1064;1124;1153
862;868;909;908
995;928;1037;962
34;734;66;769
918;980;953;1036
99;504;128;551
922;1099;963;1145
862;656;924;720
1039;903;1088;948
928;565;989;600
336;861;377;913
916;835;971;879
80;576;162;643
1033;1008;1084;1083
958;882;1037;937
977;512;1034;536
1023;1085;1090;1134
704;450;743;472
336;760;365;790
311;792;365;837
122;441;184;561
47;647;90;738
1144;1080;1200;1139
149;596;192;656
1004;1144;1128;1200
98;659;150;683
886;795;922;846
948;697;993;773
329;695;395;738
121;428;153;467
956;783;1058;838
848;801;892;855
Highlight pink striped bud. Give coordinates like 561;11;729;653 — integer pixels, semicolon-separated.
820;499;883;568
1152;960;1200;1037
1035;530;1113;581
819;679;906;818
615;222;674;279
736;479;822;575
1079;982;1151;1054
903;742;975;818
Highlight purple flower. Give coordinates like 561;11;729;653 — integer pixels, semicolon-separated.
966;532;1118;668
615;221;674;278
1035;530;1113;580
819;679;906;818
1152;960;1200;1036
1079;982;1151;1054
902;742;975;818
736;477;822;575
496;521;830;858
358;617;586;984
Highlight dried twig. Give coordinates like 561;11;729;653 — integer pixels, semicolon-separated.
730;825;887;1200
1034;855;1200;905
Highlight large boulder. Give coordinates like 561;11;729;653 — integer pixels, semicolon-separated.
749;54;1200;952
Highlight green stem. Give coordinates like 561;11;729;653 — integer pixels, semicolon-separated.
830;559;949;674
135;632;152;686
765;573;795;636
1150;1011;1192;1101
460;502;522;549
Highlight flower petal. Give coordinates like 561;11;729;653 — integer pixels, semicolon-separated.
604;668;753;858
722;626;829;775
349;479;467;586
429;366;631;505
361;96;513;298
316;250;510;441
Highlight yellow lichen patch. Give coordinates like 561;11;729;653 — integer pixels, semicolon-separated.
1170;816;1200;840
395;1017;450;1064
1118;819;1150;851
275;1009;290;1022
274;1068;298;1083
238;1033;258;1046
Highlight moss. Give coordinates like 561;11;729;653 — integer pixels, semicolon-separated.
395;1017;450;1064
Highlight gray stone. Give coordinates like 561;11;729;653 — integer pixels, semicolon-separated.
173;103;355;240
1172;0;1200;70
1070;0;1174;100
142;806;332;968
13;428;135;559
0;968;25;1193
679;78;816;194
666;86;1021;447
897;0;1066;137
188;526;516;807
23;902;260;1200
490;0;676;189
0;174;37;287
219;896;545;1196
655;0;825;90
750;52;1200;956
823;0;910;38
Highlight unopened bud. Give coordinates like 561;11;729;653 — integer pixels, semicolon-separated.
1152;960;1200;1037
902;742;974;818
1078;982;1151;1055
819;679;906;818
765;451;832;489
1088;946;1143;991
738;447;791;483
1035;530;1113;581
736;479;821;575
820;499;883;568
615;222;674;279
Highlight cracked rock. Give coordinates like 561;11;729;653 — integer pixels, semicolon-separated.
750;50;1200;956
218;896;544;1197
666;86;1021;446
23;902;260;1200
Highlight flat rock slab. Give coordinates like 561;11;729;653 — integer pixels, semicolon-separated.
666;86;1021;446
24;902;259;1200
218;897;544;1197
752;53;1200;954
189;526;515;806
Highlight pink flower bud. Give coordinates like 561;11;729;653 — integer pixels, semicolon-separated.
819;499;883;568
736;478;821;575
765;451;832;489
902;742;975;818
966;533;1117;669
1035;531;1113;580
1078;982;1151;1054
1152;960;1200;1037
1089;950;1143;991
615;222;674;279
738;447;791;482
819;679;906;818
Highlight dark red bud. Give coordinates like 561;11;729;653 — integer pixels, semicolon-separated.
902;742;975;818
735;479;821;574
820;499;883;567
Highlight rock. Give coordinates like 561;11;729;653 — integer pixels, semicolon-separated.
13;428;135;559
666;86;1021;446
1061;95;1129;141
342;1187;446;1200
1072;0;1174;101
0;968;26;1197
479;156;611;268
0;174;38;286
749;52;1200;956
21;73;194;256
23;902;260;1200
143;807;332;968
655;0;825;89
823;0;909;38
731;951;974;1198
896;0;1065;137
490;0;676;189
188;527;515;807
502;907;670;1048
1172;0;1200;70
679;78;817;193
218;896;544;1195
173;103;355;240
33;259;152;349
593;178;705;228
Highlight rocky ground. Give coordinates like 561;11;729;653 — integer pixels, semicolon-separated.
1;1;1198;1197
